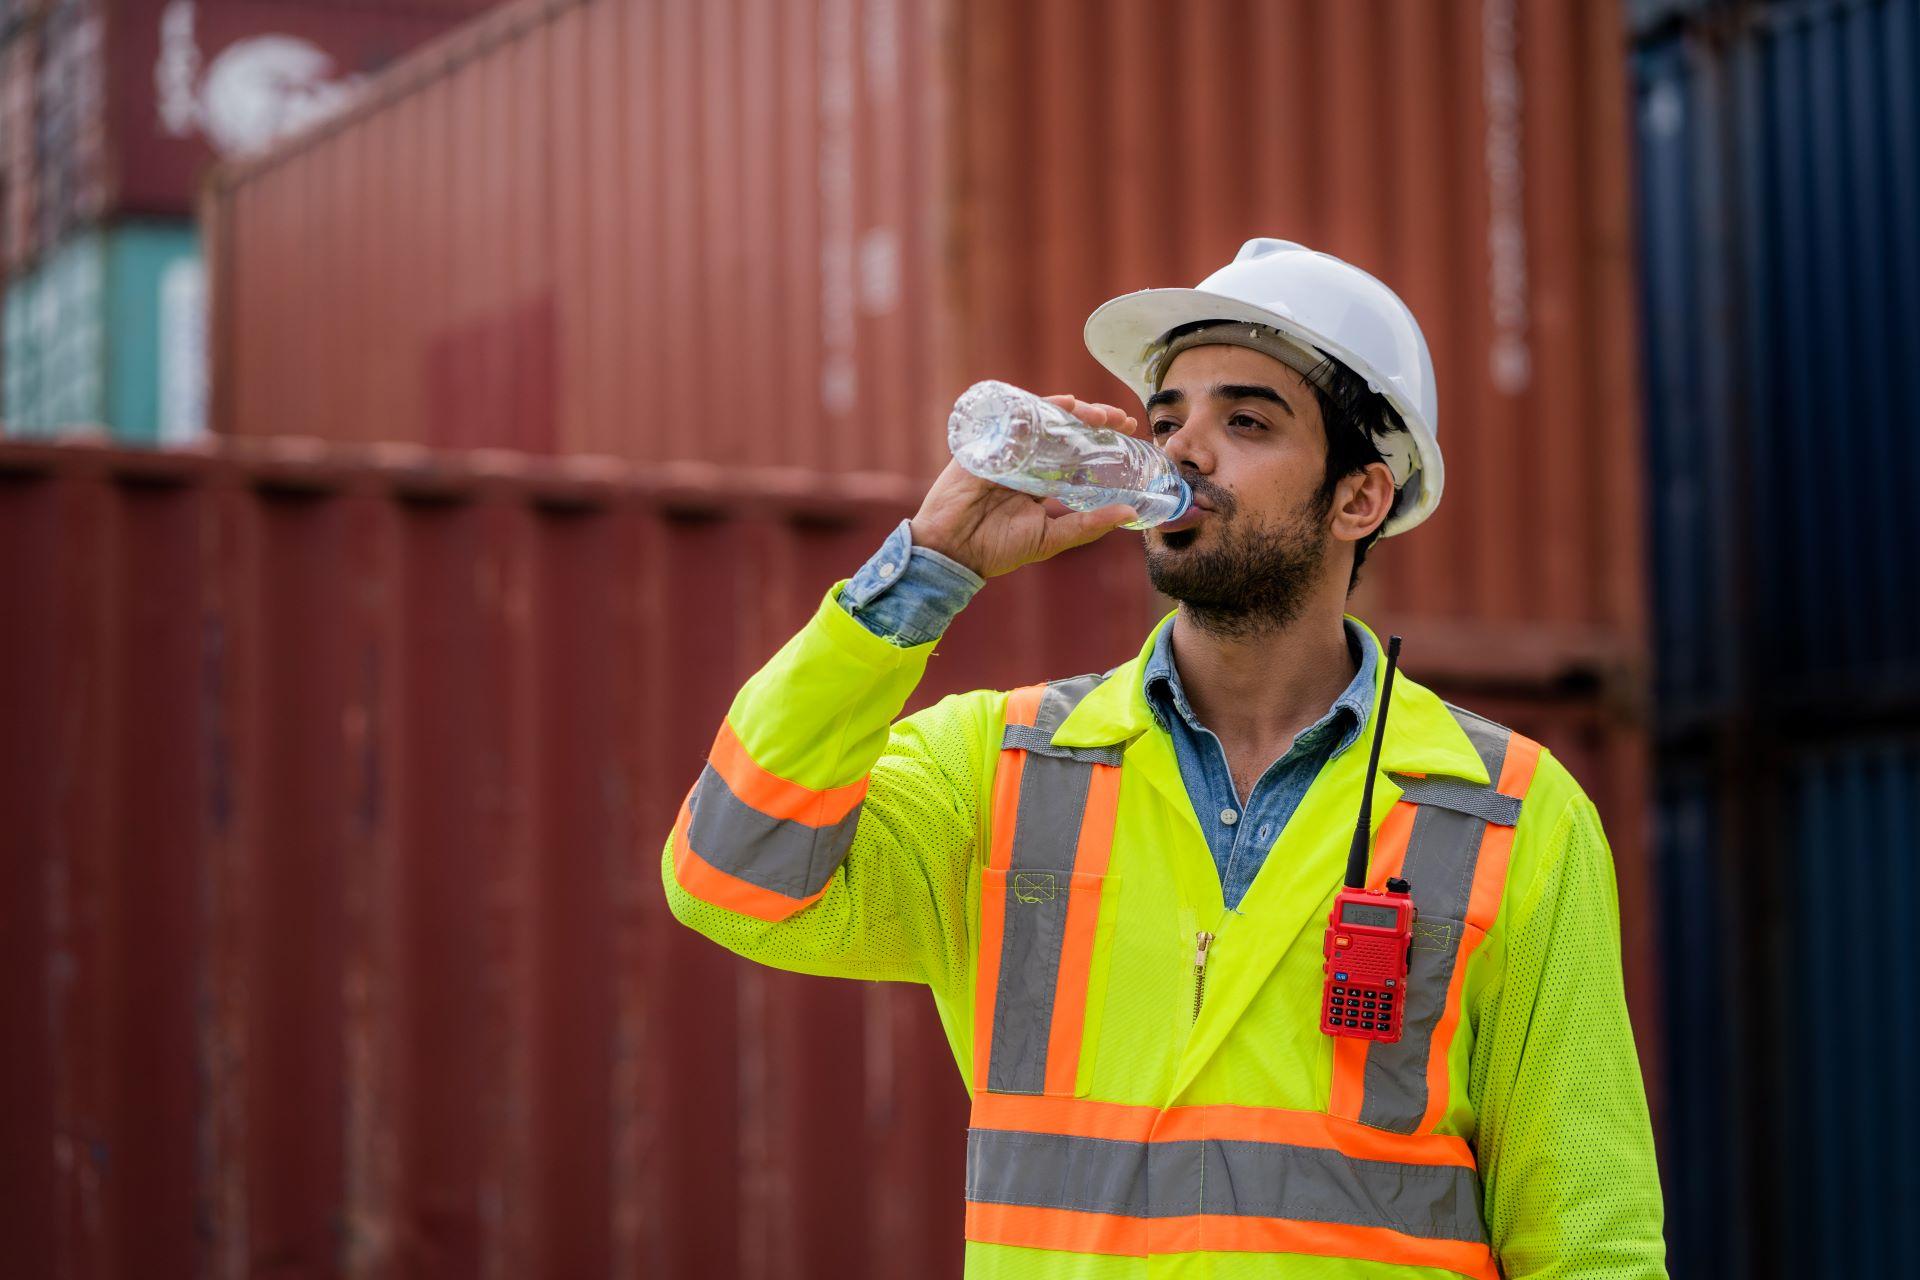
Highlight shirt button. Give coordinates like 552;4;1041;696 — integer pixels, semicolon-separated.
877;561;897;578
1220;808;1239;826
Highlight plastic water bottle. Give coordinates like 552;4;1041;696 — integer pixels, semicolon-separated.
946;380;1192;529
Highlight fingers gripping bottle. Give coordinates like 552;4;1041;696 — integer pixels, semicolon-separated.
947;380;1193;529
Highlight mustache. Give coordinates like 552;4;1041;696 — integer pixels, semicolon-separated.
1183;475;1234;515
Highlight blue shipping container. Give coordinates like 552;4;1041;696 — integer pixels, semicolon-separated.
1634;0;1920;720
1780;736;1920;1278
2;221;205;443
1652;761;1744;1280
1637;4;1920;1277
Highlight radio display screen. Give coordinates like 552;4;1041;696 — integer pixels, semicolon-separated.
1340;902;1400;929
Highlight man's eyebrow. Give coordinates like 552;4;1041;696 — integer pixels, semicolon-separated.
1215;383;1295;417
1144;383;1295;417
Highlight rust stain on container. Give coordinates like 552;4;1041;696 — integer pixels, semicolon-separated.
0;436;1657;1278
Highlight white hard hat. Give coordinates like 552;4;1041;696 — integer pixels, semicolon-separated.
1084;237;1443;538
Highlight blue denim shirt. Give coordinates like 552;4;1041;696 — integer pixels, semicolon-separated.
838;520;1376;909
1141;615;1375;909
839;519;986;646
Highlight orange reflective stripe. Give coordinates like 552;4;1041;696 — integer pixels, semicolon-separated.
669;793;826;922
1416;732;1544;1132
1042;763;1120;1096
1366;797;1418;889
706;718;869;826
1151;1104;1476;1167
969;1093;1476;1168
972;863;1011;1091
1005;683;1047;729
1152;1215;1500;1279
984;687;1046;875
970;1092;1158;1141
968;1206;1497;1274
974;687;1047;1089
1469;733;1544;931
1329;798;1418;1121
966;1201;1147;1256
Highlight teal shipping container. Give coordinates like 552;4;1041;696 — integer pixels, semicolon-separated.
2;220;205;443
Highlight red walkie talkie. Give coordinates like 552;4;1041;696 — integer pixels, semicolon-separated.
1322;635;1414;1043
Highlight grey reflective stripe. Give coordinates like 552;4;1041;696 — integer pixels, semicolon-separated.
684;763;860;899
1359;707;1516;1134
985;673;1111;1095
1000;723;1125;765
988;749;1093;1092
1444;702;1511;782
1387;775;1520;827
966;1128;1488;1245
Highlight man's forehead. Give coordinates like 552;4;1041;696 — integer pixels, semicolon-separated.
1159;343;1314;395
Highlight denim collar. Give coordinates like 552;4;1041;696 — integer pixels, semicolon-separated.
1141;613;1376;758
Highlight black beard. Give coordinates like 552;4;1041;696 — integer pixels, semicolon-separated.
1144;483;1332;641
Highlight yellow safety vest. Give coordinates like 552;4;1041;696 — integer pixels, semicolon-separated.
664;586;1667;1279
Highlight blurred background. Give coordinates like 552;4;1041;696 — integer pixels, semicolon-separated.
0;0;1913;1275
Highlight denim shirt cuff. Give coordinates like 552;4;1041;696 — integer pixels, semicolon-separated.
838;519;985;647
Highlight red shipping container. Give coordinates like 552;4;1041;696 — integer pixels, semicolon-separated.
207;0;1647;668
0;436;1659;1279
1;0;502;275
0;33;36;268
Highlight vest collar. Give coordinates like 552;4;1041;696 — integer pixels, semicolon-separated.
1049;610;1492;788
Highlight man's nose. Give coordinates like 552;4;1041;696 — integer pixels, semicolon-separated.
1161;417;1213;474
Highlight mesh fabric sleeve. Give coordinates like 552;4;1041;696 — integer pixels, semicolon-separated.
663;693;984;996
1471;789;1669;1279
661;579;992;1009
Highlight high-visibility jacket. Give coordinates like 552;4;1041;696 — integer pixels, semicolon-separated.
663;583;1667;1279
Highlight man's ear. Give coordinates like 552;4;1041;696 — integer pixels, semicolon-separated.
1332;462;1395;542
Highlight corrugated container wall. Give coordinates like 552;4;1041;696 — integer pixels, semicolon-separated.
205;0;1661;1110
1633;1;1920;1276
0;0;505;278
0;437;1657;1279
1636;0;1920;728
207;0;1649;666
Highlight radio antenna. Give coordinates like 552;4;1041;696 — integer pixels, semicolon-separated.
1345;635;1403;890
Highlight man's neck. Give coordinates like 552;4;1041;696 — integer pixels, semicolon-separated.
1168;603;1360;753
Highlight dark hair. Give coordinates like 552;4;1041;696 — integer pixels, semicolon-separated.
1304;355;1404;594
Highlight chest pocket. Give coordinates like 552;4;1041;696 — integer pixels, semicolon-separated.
1334;703;1543;1134
973;675;1122;1098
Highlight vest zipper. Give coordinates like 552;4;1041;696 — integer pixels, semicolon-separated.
1191;931;1216;1022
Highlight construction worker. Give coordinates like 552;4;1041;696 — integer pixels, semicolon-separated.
663;239;1666;1278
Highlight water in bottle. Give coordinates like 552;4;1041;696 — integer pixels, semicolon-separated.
946;380;1192;529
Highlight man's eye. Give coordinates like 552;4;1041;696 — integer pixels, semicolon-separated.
1231;413;1265;430
1149;420;1178;436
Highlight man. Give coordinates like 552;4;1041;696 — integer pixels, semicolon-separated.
663;239;1666;1277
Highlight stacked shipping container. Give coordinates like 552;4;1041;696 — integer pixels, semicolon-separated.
0;437;1657;1278
1;0;1670;1274
204;0;1659;1017
204;0;1650;678
0;0;504;438
1633;0;1920;1275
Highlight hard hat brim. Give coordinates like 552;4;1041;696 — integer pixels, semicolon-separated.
1083;287;1442;538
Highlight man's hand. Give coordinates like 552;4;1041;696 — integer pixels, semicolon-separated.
909;394;1144;579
